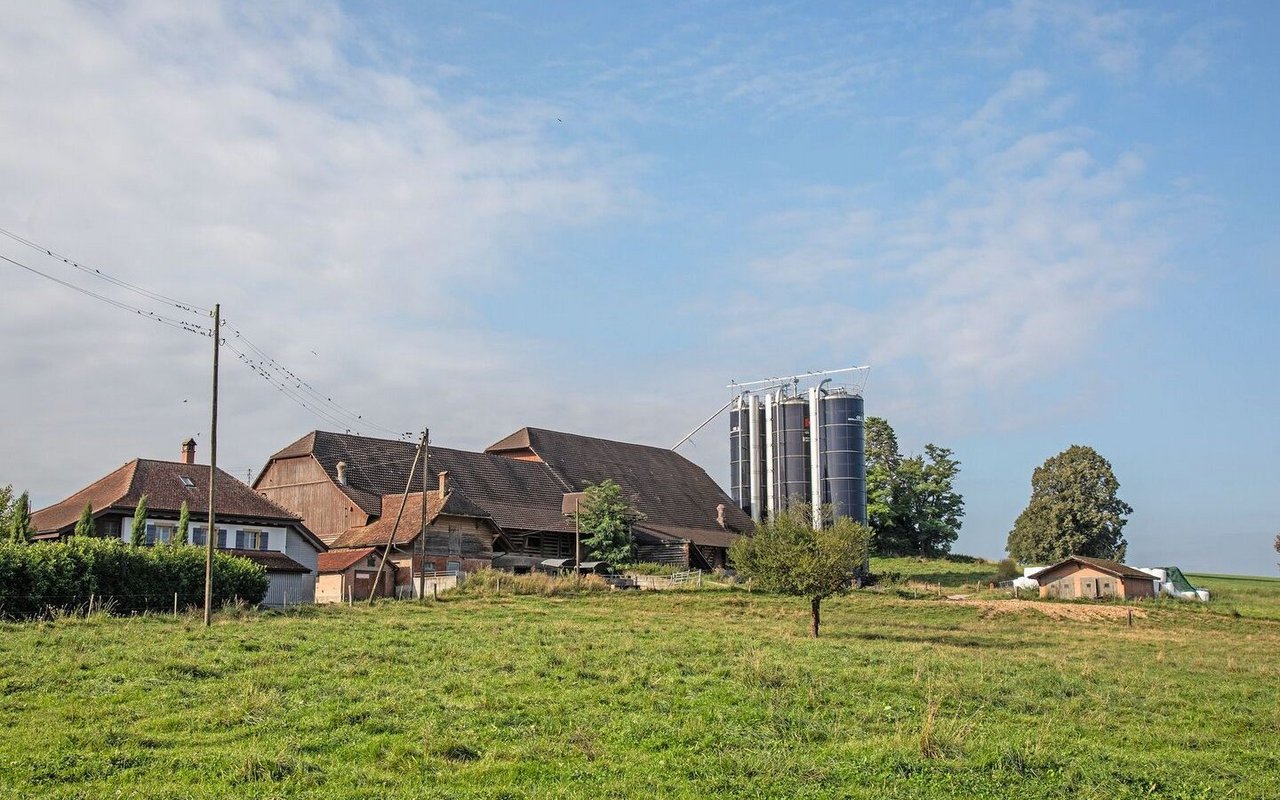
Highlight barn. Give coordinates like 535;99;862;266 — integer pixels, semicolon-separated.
1030;555;1158;600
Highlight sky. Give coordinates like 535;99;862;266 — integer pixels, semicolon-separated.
1;1;1276;574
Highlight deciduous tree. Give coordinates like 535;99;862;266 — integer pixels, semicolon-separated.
729;503;872;637
1007;445;1132;563
572;479;643;565
865;418;964;557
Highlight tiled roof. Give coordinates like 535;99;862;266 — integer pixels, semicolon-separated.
328;491;497;549
1030;555;1156;582
317;547;379;573
262;430;575;534
638;523;739;550
486;427;752;538
33;459;306;535
225;549;311;574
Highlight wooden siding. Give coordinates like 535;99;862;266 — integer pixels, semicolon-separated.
257;456;368;544
636;540;689;567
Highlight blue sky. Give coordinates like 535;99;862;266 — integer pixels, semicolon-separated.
0;1;1276;573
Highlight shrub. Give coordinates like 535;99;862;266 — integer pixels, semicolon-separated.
993;558;1021;582
0;538;268;618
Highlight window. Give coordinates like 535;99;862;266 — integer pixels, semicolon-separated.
235;529;269;550
144;523;176;546
179;475;196;490
191;526;231;548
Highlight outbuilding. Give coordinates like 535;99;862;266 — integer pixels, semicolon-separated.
1030;555;1157;600
315;547;397;603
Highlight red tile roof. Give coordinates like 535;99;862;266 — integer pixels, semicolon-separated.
328;491;498;549
317;547;379;573
32;459;313;544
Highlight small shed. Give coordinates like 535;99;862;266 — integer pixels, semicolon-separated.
1030;555;1157;600
538;558;576;574
577;561;611;575
316;547;397;603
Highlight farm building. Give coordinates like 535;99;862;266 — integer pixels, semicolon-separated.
315;547;397;602
255;428;750;572
31;439;326;606
1030;555;1158;600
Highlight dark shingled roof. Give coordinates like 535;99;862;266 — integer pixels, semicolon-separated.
1029;555;1156;582
329;491;499;549
33;459;308;537
486;427;752;538
226;549;311;574
260;431;575;534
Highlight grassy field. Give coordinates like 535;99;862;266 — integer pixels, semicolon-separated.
2;582;1278;799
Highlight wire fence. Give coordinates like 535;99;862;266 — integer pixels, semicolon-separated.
0;592;257;620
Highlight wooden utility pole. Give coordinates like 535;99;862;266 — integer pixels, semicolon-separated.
418;430;429;600
574;497;581;585
202;303;220;627
369;428;426;604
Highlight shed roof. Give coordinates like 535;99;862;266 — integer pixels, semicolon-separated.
1029;555;1156;582
317;547;379;573
226;548;311;574
328;491;498;549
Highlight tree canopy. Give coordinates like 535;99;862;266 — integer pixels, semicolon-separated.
865;417;964;557
1006;445;1132;564
572;479;643;565
729;503;871;637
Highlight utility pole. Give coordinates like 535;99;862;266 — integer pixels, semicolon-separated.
202;303;220;627
419;428;429;600
369;428;426;604
574;497;581;584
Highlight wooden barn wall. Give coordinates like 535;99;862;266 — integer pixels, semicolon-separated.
636;540;688;567
257;456;368;544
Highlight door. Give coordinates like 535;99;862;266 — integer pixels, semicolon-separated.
1079;578;1096;598
353;570;374;600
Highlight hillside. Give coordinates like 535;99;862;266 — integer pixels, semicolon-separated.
2;583;1278;798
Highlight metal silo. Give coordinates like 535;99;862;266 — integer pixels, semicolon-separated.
818;390;866;524
728;396;753;516
773;396;811;512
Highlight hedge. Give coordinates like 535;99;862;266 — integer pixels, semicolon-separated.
0;537;268;618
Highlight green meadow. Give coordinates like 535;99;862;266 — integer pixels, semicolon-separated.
1;575;1278;799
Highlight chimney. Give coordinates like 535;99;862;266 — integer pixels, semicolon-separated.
336;461;347;486
438;470;448;499
716;503;727;529
180;438;196;465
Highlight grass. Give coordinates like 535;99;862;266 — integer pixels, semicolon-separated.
1185;572;1280;620
1;582;1278;798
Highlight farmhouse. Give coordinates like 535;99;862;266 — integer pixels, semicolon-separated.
31;439;326;606
255;428;750;572
1030;555;1158;600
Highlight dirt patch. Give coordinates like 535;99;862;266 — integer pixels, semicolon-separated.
947;598;1148;622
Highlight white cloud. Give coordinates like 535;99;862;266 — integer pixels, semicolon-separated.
0;1;626;501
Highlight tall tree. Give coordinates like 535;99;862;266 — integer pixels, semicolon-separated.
176;501;191;546
8;491;33;544
865;418;965;557
130;495;149;547
730;503;871;637
73;503;95;538
0;484;14;534
572;479;643;565
1007;445;1132;564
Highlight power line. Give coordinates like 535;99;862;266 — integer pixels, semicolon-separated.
0;226;208;316
0;252;211;337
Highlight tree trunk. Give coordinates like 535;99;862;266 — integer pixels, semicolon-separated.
810;596;821;638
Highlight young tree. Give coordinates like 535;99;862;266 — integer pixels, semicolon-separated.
572;479;643;564
1007;445;1132;564
176;501;191;546
730;504;871;637
130;495;149;546
8;491;33;544
0;484;14;533
73;503;95;538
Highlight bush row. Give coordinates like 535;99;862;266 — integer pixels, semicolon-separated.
0;538;268;618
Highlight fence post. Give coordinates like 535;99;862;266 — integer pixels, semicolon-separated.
283;591;288;610
88;592;94;615
174;593;178;617
433;584;438;602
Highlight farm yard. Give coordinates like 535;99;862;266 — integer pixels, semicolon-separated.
2;566;1278;799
